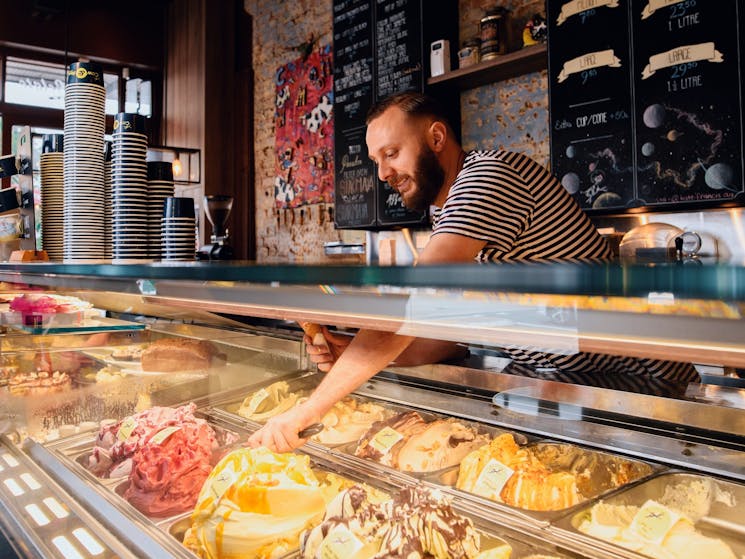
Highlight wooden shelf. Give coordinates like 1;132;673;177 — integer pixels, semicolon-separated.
427;43;547;90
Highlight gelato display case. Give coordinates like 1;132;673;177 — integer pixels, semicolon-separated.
0;261;742;558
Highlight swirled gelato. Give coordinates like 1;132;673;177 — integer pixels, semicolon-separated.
183;447;345;559
355;411;490;473
237;381;308;422
301;484;502;559
456;433;581;511
577;500;736;559
123;421;216;517
86;403;228;479
312;398;391;446
236;382;390;446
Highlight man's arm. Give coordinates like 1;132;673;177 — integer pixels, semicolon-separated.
247;328;416;451
247;232;487;452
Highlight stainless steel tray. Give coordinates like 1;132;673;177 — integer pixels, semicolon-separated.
161;447;582;559
554;471;745;558
427;440;657;527
161;452;399;559
335;410;521;477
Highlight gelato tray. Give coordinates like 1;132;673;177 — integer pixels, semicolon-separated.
426;433;656;524
558;471;745;559
336;408;517;477
165;447;390;559
164;447;580;559
211;373;407;447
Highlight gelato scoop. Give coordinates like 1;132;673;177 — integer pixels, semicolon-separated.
355;411;489;473
184;447;344;559
457;433;581;511
300;484;489;559
312;398;391;446
86;403;225;479
123;421;216;517
237;381;308;422
578;500;737;559
237;382;391;446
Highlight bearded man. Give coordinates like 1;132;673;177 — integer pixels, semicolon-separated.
248;92;696;452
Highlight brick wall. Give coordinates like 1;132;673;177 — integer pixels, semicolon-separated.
245;1;552;262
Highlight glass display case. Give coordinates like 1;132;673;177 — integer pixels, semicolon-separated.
0;260;742;559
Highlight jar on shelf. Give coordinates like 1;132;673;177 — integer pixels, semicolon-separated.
457;38;481;69
480;7;508;61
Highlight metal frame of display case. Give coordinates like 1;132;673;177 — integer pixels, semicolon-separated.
0;261;743;557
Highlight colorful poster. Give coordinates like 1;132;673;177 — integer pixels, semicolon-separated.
274;45;334;208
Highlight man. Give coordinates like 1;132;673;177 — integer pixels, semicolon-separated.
247;92;695;452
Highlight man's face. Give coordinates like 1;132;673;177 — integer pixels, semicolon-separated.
366;107;445;211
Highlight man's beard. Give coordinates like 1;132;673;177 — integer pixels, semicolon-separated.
396;145;445;211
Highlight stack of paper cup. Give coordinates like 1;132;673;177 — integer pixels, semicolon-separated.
63;61;106;261
111;113;148;261
40;134;64;261
161;197;196;260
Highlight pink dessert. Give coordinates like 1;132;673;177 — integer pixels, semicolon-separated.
123;421;216;517
87;403;220;479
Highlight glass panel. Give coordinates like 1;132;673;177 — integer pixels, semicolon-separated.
103;73;119;115
0;261;741;302
4;57;65;110
124;78;152;117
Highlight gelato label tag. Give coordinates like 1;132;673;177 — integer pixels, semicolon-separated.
473;458;515;499
150;426;181;445
320;524;364;559
629;500;683;544
368;426;404;455
245;388;270;415
210;470;235;499
117;417;137;441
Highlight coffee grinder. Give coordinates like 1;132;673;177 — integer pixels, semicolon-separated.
197;195;234;260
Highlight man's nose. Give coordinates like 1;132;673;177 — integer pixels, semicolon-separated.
377;161;393;182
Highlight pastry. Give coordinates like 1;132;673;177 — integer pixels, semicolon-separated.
140;338;225;372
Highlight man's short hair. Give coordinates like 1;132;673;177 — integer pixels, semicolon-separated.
366;91;452;129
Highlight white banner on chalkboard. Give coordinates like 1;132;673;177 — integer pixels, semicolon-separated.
556;0;619;26
641;42;724;80
641;0;686;20
557;49;621;83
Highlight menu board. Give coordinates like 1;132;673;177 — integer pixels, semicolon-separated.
375;0;422;100
548;0;745;212
548;0;636;211
333;0;427;229
632;0;743;206
374;0;427;226
333;0;377;228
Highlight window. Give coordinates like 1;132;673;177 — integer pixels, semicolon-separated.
5;57;122;115
0;48;162;161
4;58;65;111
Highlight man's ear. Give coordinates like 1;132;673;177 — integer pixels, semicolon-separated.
428;120;448;152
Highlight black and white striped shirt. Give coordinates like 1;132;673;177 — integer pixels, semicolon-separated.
432;150;698;386
432;150;612;262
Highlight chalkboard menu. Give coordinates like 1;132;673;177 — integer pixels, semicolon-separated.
547;0;635;211
548;0;745;212
333;0;433;229
333;0;377;228
633;0;743;206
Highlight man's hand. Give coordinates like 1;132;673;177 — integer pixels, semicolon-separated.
304;327;352;372
246;401;321;452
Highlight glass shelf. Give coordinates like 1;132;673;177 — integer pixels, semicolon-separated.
0;260;742;300
7;316;146;335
